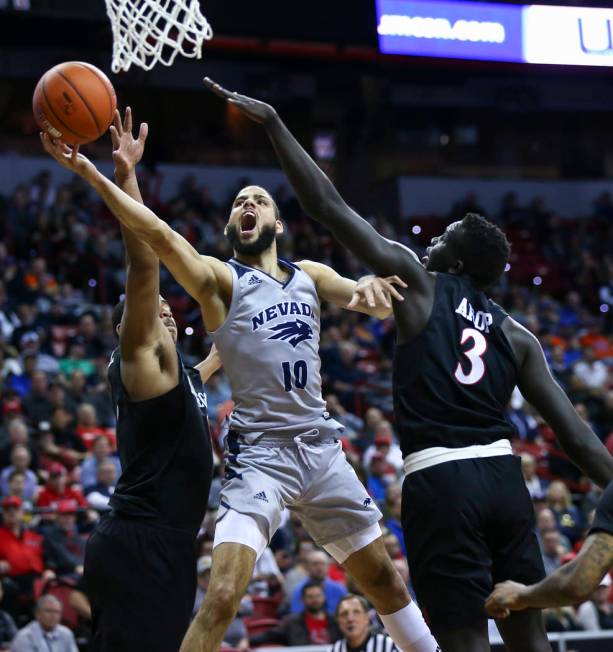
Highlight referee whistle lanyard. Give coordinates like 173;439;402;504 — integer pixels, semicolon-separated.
293;429;322;469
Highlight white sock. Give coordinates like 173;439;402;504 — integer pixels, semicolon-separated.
379;601;440;652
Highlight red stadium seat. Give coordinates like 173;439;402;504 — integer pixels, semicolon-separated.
251;595;279;619
244;617;281;637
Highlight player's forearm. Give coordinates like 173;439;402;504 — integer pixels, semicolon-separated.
555;423;613;489
90;171;171;252
517;564;582;608
264;115;393;274
115;171;159;269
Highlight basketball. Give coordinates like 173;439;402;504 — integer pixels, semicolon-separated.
32;61;116;145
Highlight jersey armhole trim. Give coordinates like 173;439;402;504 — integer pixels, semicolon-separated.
209;263;239;337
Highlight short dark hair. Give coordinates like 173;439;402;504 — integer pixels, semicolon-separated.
111;300;125;335
335;593;370;617
301;580;324;598
457;213;511;290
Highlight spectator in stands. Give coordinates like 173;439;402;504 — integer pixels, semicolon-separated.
383;533;402;561
290;551;347;614
0;419;35;469
21;371;51;426
42;499;85;579
362;426;403;473
331;594;398;652
540;529;563;576
284;539;315;600
324;394;364;441
36;463;86;512
202;370;232;425
366;453;395;505
358;407;384;452
575;574;613;630
74;403;115;451
0;581;17;649
0;447;37;501
11;595;77;652
520;452;545;500
17;331;58;376
79;436;121;490
535;508;571;554
251;581;341;646
3;472;34;514
83;460;116;512
68;313;104;360
573;347;608;392
48;406;85;455
0;497;49;612
546;481;584;544
66;370;113;428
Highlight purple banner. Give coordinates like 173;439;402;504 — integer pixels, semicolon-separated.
376;0;524;63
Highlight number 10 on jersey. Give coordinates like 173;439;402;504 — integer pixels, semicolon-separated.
282;360;308;392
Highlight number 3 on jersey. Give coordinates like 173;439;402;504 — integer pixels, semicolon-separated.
454;328;487;385
282;360;308;392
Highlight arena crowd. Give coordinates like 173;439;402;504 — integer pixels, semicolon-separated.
0;168;611;648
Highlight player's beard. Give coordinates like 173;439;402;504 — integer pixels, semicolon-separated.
226;223;277;256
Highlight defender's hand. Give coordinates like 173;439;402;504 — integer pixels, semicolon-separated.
485;581;528;619
203;77;278;125
40;132;98;183
109;107;148;180
347;275;407;310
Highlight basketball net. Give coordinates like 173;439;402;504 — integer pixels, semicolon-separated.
104;0;213;73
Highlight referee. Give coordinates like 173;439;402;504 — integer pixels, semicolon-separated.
332;595;426;652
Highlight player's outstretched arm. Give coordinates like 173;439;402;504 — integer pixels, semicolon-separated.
486;531;613;616
110;107;182;398
40;133;231;332
298;260;406;319
506;319;613;488
110;109;162;352
203;78;428;291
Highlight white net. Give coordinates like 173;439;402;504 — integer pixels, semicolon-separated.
104;0;213;73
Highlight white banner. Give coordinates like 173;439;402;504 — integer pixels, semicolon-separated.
524;5;613;66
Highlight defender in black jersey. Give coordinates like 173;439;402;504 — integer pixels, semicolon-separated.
80;109;216;652
214;86;613;652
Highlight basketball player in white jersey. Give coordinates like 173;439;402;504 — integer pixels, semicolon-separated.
40;133;441;652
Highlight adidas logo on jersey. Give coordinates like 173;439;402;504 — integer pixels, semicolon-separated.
254;491;269;503
248;275;262;286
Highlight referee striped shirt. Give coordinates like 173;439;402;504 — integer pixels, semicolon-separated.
330;632;398;652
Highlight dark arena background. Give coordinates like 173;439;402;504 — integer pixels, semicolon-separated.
0;0;612;650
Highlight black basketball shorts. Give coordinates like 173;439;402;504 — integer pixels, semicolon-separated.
402;455;545;633
84;513;198;652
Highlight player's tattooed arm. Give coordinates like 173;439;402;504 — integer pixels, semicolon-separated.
203;78;430;293
507;319;613;488
298;260;406;319
486;532;613;616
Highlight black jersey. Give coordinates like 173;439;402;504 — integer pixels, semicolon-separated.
589;481;613;537
107;349;212;533
393;274;517;457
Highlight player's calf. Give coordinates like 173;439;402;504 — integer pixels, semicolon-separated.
341;535;440;652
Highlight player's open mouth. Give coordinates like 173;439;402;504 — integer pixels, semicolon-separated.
240;210;257;235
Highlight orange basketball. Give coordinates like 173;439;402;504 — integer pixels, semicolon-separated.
32;61;117;146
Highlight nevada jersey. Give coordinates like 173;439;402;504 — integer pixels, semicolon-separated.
394;274;517;457
210;258;342;443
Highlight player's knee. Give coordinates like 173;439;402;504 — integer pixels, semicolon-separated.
206;581;242;621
